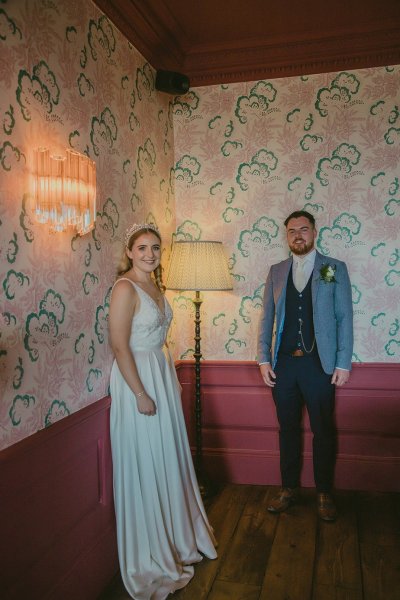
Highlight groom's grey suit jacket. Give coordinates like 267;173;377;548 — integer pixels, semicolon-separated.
258;250;353;374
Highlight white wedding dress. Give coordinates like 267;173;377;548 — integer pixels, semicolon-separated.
110;280;217;600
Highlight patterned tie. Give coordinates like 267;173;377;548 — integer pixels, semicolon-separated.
295;260;306;292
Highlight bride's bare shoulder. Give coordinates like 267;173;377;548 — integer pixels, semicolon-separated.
111;277;138;298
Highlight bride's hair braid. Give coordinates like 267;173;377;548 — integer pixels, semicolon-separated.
154;264;166;294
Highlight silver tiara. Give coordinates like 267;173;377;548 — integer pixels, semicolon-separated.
124;222;160;247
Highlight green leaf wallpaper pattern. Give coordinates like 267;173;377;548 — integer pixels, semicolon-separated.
172;67;400;366
0;0;175;450
1;0;399;451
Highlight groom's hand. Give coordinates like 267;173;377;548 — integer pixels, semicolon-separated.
259;363;276;387
331;368;350;386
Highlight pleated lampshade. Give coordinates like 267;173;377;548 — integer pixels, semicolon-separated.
165;241;233;291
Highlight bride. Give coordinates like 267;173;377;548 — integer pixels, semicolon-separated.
108;223;217;599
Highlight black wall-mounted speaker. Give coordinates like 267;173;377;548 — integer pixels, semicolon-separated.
155;69;190;95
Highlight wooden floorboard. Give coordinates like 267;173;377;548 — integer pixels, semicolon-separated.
259;488;317;600
175;483;251;600
98;484;400;600
216;486;277;586
357;491;400;600
313;491;362;598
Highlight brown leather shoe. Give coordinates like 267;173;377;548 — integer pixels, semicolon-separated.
268;487;297;513
317;493;338;521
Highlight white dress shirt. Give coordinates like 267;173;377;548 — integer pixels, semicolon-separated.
293;249;316;292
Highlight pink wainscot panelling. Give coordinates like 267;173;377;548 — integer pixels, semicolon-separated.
176;361;400;493
1;361;398;600
0;396;118;600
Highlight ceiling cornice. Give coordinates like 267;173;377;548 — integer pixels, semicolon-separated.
184;28;400;86
92;0;186;66
92;0;400;87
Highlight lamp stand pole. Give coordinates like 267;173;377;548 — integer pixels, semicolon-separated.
193;290;203;471
192;291;214;499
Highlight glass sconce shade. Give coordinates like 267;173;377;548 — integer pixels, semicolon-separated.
32;148;96;235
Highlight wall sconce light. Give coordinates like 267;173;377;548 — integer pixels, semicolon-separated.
32;148;96;235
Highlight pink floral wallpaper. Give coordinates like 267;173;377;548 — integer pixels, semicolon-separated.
0;0;175;450
169;71;400;365
1;0;399;451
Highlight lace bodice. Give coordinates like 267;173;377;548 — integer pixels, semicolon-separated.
114;279;172;351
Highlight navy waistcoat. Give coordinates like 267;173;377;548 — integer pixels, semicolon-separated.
279;266;316;355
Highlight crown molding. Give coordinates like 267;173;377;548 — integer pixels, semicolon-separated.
92;0;187;66
184;28;400;86
93;0;400;86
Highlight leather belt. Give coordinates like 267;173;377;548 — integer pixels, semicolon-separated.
291;349;304;357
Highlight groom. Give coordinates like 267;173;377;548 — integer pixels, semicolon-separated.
258;210;353;521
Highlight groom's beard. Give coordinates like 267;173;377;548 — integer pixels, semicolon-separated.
289;238;314;256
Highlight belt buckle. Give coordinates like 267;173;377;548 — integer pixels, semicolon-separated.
291;349;304;357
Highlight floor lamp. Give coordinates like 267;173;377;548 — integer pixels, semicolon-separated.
165;240;233;497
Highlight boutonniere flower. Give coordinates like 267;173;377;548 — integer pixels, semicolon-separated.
320;263;336;283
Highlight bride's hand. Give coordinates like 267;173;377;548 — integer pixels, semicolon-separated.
136;392;157;416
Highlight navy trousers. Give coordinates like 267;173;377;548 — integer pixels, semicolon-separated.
272;353;336;492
